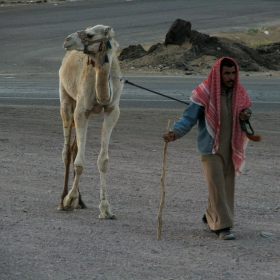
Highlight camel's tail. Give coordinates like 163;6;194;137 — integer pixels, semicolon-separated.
70;118;78;176
71;133;78;167
71;101;77;170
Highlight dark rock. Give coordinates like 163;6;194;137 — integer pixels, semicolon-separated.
165;19;191;46
118;44;147;61
190;30;212;47
235;42;280;70
256;42;280;66
189;32;280;71
147;43;162;54
256;42;280;54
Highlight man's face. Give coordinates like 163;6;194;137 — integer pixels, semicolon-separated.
221;66;236;90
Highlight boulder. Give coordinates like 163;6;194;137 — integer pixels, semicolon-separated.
118;44;147;61
165;19;191;46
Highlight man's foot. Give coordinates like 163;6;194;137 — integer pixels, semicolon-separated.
202;215;235;240
215;228;235;240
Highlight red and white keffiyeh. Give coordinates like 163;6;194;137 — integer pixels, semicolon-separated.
190;57;251;174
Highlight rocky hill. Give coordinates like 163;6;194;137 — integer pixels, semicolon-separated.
119;19;280;76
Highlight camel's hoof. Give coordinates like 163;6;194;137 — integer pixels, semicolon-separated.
57;203;64;211
75;204;87;209
108;215;117;220
105;215;117;220
79;201;87;209
58;200;74;211
57;204;86;211
100;214;116;220
59;206;74;211
65;207;74;211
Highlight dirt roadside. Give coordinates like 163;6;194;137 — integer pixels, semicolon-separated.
0;102;279;279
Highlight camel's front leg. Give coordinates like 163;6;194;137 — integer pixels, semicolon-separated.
98;107;120;219
63;107;89;210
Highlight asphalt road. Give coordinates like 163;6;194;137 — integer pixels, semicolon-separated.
0;0;280;107
0;73;279;109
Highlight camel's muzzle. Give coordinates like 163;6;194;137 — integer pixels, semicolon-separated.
76;30;112;55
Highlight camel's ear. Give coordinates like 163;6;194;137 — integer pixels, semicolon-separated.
104;26;112;38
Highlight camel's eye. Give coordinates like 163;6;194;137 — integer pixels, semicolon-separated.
87;34;94;39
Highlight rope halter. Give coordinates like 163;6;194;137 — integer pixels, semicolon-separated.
76;30;112;56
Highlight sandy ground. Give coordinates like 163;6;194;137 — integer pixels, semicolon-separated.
1;102;279;279
0;16;279;279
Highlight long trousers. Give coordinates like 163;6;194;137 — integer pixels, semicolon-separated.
200;153;235;231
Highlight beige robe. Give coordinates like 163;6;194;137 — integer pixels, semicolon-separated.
200;90;235;231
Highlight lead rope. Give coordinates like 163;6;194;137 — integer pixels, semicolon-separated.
123;79;190;105
81;35;189;105
90;41;261;142
92;57;190;105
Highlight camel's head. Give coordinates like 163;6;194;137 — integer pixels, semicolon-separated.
62;25;115;53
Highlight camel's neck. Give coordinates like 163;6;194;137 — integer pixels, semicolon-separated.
91;52;113;106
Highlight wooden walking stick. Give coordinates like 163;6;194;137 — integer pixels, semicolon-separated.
157;119;171;240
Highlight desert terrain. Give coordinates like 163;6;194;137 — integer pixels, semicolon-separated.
0;6;280;279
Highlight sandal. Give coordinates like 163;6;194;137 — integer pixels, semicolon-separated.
216;229;235;240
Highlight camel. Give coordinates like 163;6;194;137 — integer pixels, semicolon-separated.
57;25;123;219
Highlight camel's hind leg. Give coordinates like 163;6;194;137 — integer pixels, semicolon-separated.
58;87;86;210
57;123;71;210
57;90;75;210
98;107;120;219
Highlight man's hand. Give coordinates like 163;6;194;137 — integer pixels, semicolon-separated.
162;131;176;142
239;108;251;121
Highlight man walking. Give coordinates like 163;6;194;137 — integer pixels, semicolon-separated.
162;57;253;240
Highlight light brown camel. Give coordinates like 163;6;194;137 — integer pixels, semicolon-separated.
57;25;123;219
